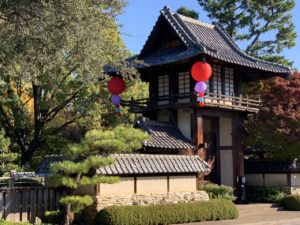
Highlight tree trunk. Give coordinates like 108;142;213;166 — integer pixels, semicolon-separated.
64;204;74;225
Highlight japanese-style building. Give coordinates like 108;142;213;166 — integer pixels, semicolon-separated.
122;6;291;188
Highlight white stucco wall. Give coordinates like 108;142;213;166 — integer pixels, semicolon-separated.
99;177;135;196
265;174;287;186
290;173;300;186
169;175;196;192
219;117;232;146
137;176;168;194
245;174;264;186
220;150;234;186
177;109;191;139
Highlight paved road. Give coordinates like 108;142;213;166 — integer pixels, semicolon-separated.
173;203;300;225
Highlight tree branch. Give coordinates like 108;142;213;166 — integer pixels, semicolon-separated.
45;92;79;123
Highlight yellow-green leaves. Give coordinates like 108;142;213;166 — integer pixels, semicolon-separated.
60;195;94;213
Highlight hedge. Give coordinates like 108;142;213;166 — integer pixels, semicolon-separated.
281;195;300;211
202;184;236;201
96;199;238;225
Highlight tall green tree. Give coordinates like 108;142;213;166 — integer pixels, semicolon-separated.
198;0;296;65
177;6;199;19
49;125;148;225
0;0;135;165
0;129;18;176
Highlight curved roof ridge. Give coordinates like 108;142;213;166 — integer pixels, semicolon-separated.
174;13;218;53
215;25;291;71
176;13;214;29
160;6;195;48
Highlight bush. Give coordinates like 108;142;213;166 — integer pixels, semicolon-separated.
281;195;300;210
96;199;238;225
248;186;285;203
202;184;236;201
43;210;63;224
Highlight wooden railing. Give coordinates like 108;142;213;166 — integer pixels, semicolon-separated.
121;92;261;113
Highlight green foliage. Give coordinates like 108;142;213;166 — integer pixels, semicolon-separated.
177;6;199;19
281;195;300;210
0;0;134;165
96;199;238;225
198;0;296;65
248;186;286;203
49;125;147;225
43;210;63;225
202;184;236;201
0;129;19;176
60;195;94;214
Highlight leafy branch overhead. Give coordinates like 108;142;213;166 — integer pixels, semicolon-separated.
49;125;148;225
0;0;137;165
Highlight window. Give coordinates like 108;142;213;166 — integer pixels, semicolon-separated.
224;67;234;96
212;65;222;94
178;72;190;96
158;75;169;97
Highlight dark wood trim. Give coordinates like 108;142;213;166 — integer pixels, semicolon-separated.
134;177;137;194
232;112;243;189
197;116;204;146
221;65;225;95
167;176;170;193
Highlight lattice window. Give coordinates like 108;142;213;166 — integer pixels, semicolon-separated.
178;72;190;96
158;75;169;97
224;67;234;96
212;65;222;94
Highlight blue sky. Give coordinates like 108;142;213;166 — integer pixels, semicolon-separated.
117;1;300;70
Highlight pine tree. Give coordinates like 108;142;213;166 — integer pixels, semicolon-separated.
198;0;296;66
0;129;18;176
177;6;199;19
49;125;148;225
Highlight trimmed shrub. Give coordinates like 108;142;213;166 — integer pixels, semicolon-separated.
202;184;236;201
247;186;285;203
42;210;63;224
281;195;300;211
96;199;238;225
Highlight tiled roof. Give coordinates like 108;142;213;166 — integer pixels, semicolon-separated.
137;6;290;74
245;159;300;173
36;154;210;176
137;120;193;149
97;154;211;175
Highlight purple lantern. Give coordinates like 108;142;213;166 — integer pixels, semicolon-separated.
194;82;207;93
111;95;121;105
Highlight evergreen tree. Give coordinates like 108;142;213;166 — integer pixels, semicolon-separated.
198;0;296;66
177;6;199;19
0;129;18;176
49;125;148;225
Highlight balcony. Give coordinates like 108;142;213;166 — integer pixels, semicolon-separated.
121;92;261;114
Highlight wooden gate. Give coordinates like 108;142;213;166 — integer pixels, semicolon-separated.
0;187;65;223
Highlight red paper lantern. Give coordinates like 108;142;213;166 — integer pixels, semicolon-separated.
191;62;212;82
107;77;126;95
199;102;205;107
